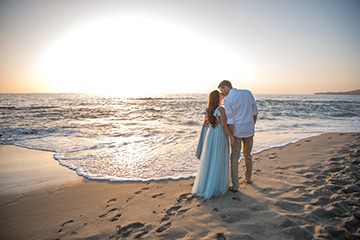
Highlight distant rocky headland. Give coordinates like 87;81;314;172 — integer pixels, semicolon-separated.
314;89;360;95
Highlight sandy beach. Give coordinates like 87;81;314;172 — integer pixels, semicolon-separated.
0;132;359;239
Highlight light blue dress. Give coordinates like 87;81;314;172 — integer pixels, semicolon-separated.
192;106;230;199
195;125;209;159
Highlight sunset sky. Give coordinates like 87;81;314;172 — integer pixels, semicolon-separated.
0;0;359;95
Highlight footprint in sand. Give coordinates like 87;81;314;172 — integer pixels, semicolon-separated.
115;222;146;237
152;193;164;198
156;222;171;233
177;208;190;215
254;169;261;175
177;193;194;203
111;214;122;222
106;198;117;207
135;187;150;194
135;231;149;239
107;198;117;203
267;153;277;159
58;220;74;233
161;206;182;222
99;208;121;221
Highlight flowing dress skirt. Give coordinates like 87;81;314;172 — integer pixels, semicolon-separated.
195;125;209;159
192;123;230;199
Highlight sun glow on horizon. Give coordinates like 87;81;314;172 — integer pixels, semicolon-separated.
35;15;250;96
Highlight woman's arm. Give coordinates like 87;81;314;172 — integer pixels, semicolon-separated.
218;107;235;146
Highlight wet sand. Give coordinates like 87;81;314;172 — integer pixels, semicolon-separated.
0;145;80;196
0;132;359;239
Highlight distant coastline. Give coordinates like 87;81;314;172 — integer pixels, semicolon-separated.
314;89;360;95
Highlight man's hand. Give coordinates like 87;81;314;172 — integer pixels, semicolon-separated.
253;115;257;125
230;136;236;146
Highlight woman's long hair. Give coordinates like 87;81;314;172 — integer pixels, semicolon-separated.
206;90;220;128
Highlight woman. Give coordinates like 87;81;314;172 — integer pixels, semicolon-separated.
192;90;235;199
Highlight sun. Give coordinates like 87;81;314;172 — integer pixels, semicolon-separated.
35;15;248;96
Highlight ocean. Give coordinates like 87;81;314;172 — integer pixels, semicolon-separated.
1;93;359;181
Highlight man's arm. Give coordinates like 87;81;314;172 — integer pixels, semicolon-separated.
224;98;234;125
218;108;235;146
251;91;258;125
228;124;235;134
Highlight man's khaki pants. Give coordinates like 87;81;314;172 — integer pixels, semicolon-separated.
230;136;253;190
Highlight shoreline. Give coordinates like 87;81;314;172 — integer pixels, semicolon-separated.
1;131;352;184
1;132;359;239
0;132;328;187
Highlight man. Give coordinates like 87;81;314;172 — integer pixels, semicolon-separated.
218;80;258;192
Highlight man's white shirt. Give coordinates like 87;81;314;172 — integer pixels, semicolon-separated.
223;88;258;138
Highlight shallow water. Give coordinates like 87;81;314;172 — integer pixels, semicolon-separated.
1;93;359;181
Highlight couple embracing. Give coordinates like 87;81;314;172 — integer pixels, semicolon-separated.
192;80;258;199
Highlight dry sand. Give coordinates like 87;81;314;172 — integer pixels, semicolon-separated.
0;132;359;240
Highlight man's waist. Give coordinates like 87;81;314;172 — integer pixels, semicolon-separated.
233;129;255;138
234;135;254;139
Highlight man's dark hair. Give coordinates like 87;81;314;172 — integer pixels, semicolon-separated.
218;80;232;89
